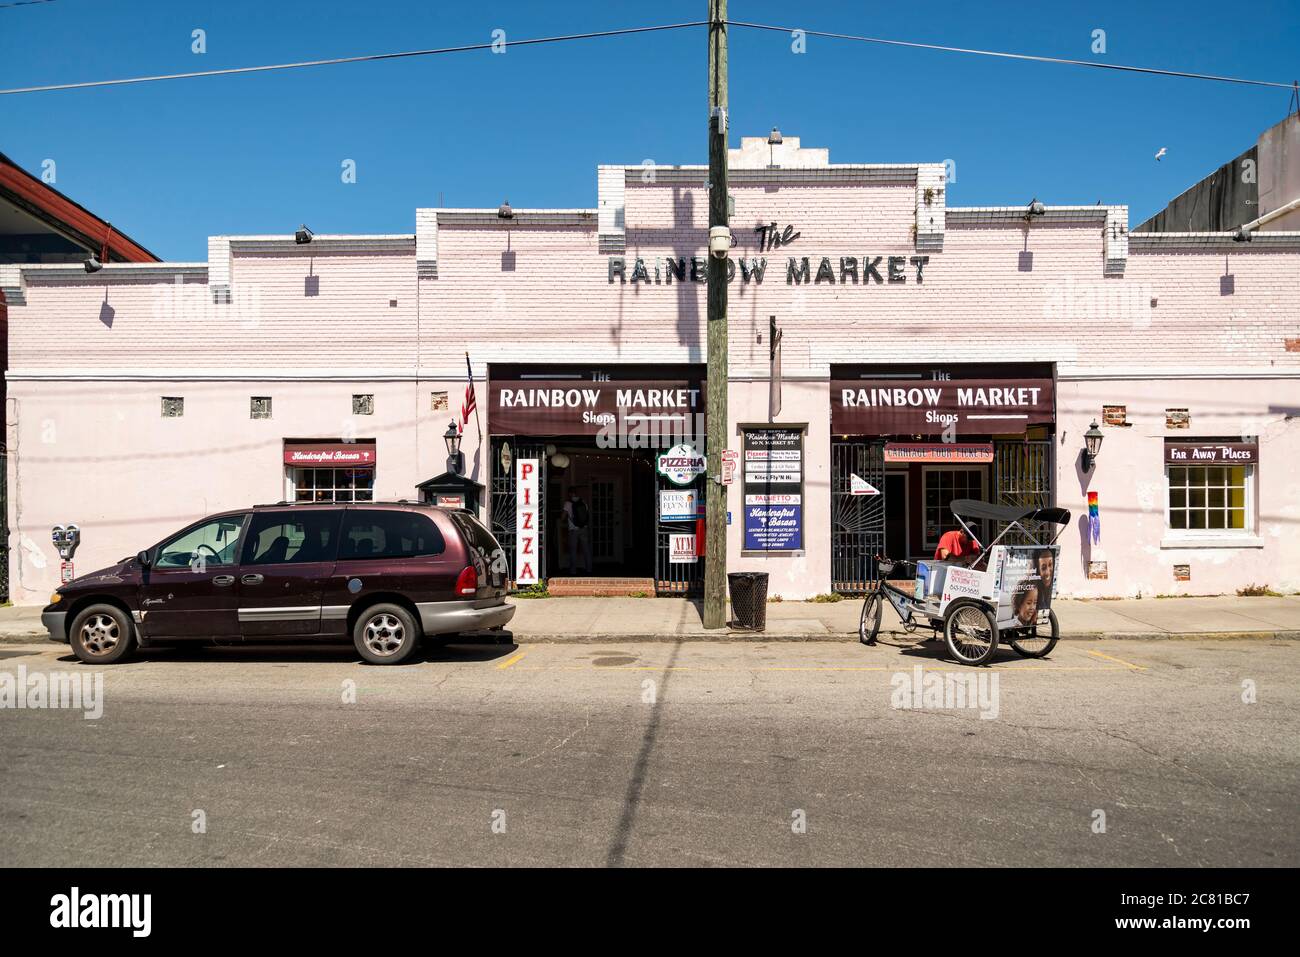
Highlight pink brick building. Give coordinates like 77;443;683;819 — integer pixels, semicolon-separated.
4;134;1299;605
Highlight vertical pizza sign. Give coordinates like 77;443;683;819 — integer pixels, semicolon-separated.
515;458;540;585
743;426;804;551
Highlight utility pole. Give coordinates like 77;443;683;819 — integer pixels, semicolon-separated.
703;0;728;629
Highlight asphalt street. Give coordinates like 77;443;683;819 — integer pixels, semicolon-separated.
1;636;1295;867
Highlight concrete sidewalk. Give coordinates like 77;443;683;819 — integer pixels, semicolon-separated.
502;594;1300;641
6;594;1298;643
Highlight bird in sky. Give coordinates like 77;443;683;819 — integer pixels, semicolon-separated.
1155;147;1168;161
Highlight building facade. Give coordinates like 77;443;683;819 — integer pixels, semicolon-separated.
1;150;159;600
4;134;1299;605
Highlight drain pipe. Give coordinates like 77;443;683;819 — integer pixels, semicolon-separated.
1232;195;1300;241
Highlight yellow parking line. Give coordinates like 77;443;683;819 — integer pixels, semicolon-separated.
496;652;527;670
1085;649;1147;670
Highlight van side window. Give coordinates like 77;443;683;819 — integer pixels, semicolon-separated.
155;515;247;569
340;510;445;560
241;510;342;566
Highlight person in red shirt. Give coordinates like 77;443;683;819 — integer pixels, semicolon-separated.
934;528;981;564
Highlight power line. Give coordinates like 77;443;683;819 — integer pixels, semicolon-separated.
0;17;1292;96
727;20;1296;90
0;20;708;95
0;0;60;8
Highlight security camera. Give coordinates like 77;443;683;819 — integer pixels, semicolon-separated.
708;225;731;259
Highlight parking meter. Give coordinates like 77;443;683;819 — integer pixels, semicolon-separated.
52;524;81;583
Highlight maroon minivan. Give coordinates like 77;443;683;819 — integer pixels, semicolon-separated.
42;502;515;665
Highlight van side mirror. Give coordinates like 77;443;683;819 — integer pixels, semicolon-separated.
136;550;152;567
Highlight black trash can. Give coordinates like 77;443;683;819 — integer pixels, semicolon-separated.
728;571;770;631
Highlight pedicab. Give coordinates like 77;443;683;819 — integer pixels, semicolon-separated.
858;499;1070;665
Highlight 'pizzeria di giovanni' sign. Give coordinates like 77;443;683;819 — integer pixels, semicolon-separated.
657;443;707;485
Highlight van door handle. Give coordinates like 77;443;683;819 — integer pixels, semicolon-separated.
212;575;235;586
241;574;264;585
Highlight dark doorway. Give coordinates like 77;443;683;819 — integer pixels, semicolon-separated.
885;472;908;560
544;439;656;578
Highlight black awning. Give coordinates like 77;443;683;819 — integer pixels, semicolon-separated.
415;472;484;493
951;498;1071;526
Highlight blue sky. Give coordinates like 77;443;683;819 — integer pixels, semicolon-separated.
2;0;1297;261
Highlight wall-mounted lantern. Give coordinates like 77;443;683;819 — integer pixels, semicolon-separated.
444;420;464;475
1082;419;1104;472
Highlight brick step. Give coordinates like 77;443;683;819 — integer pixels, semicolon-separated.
547;577;657;597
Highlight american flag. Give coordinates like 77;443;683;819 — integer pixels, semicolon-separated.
460;353;476;431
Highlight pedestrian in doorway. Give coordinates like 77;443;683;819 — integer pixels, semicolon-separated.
563;487;592;574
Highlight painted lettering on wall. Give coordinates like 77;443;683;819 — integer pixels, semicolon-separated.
608;254;929;286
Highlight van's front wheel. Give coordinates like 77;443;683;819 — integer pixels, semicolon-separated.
69;604;137;664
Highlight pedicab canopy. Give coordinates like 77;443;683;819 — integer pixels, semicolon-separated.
950;499;1071;527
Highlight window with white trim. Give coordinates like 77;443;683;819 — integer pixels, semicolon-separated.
923;467;985;549
1166;464;1253;533
291;467;374;503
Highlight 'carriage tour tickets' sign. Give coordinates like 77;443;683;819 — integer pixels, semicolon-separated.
743;426;804;552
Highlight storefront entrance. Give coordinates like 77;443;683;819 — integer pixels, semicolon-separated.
487;364;706;595
830;363;1056;594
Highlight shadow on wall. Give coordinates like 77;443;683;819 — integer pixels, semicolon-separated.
98;295;114;328
673;186;702;364
1072;444;1094;575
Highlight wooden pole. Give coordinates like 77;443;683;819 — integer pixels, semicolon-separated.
704;0;728;629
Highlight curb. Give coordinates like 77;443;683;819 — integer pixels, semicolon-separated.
3;630;1297;647
507;630;1300;643
0;632;51;645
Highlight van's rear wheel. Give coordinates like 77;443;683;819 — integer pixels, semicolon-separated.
353;603;420;665
69;604;137;664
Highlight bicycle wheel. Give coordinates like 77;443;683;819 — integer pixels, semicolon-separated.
859;588;883;645
943;602;999;666
1010;608;1059;658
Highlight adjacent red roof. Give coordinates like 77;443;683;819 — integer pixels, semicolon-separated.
0;150;159;262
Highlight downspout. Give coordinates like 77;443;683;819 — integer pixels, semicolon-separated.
1232;195;1300;241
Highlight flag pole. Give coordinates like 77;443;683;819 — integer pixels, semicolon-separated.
467;351;484;450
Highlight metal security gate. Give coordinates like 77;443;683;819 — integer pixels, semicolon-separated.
489;437;548;587
655;469;704;596
993;440;1054;544
831;440;886;594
